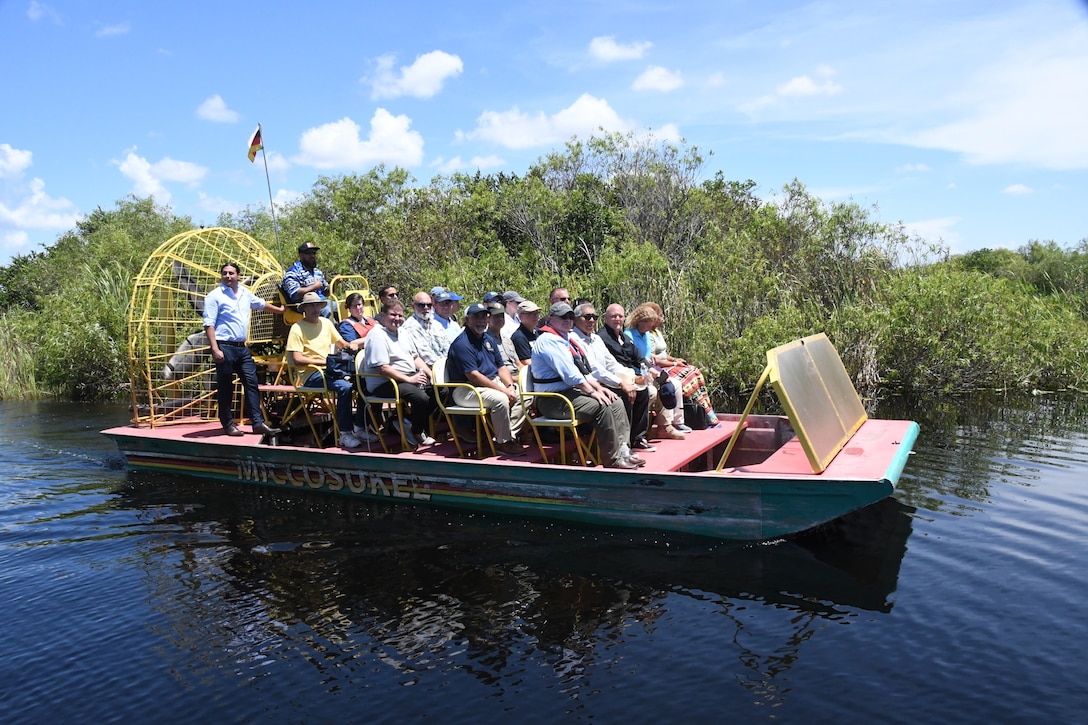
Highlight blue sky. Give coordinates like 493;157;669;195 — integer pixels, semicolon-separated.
2;0;1087;266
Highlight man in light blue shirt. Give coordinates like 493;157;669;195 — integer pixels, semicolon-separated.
529;302;642;469
203;262;284;436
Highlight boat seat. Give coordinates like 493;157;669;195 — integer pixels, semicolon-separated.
518;364;598;466
355;362;410;453
432;355;496;459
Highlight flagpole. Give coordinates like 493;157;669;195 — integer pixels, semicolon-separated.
251;123;283;267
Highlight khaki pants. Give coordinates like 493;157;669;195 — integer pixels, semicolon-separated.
536;388;630;465
452;378;525;444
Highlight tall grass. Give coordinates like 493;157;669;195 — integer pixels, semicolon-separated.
0;313;42;399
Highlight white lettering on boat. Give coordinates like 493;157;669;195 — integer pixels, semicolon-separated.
236;458;431;501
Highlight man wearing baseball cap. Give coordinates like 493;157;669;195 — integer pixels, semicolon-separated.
500;290;524;337
446;303;526;456
282;241;330;316
529;302;643;469
511;299;541;367
431;288;464;343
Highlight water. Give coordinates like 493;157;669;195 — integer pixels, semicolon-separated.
1;396;1086;723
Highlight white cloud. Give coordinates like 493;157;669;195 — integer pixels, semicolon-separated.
196;95;239;123
905;216;962;250
1002;184;1033;196
0;144;34;178
2;230;32;258
885;11;1088;170
777;70;843;98
705;72;728;89
433;155;507;174
369;51;463;99
0;177;80;230
589;36;652;62
27;2;61;24
462;94;633;150
741;65;843;113
632;66;684;92
115;149;208;203
896;163;931;173
294;111;424;169
96;23;130;37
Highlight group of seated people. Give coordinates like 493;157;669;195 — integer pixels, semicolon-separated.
278;245;718;467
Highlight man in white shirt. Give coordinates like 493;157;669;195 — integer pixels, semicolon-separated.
400;291;450;367
572;302;655;452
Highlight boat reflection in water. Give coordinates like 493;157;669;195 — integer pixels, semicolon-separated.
119;472;913;702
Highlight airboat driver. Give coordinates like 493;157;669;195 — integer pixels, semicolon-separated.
203;261;285;437
282;242;331;317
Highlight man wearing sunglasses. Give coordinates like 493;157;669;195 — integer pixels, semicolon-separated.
572;302;655;454
401;291;450;368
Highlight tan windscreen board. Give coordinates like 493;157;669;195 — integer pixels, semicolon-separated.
766;333;867;473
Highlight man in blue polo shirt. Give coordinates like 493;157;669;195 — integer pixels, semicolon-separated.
446;303;526;456
204;261;285;436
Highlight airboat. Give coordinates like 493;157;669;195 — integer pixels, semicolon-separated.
101;228;919;541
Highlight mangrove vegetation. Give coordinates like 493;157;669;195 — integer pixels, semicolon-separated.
1;133;1086;403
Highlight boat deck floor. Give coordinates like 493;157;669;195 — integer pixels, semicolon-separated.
116;419;742;475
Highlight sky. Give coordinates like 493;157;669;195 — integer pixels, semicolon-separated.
2;0;1087;266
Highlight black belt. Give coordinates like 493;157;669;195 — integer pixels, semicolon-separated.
219;340;246;347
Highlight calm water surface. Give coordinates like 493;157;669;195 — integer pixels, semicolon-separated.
1;396;1086;723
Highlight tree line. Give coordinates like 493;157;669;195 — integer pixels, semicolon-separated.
1;132;1085;403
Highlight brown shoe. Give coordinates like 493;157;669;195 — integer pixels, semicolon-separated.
607;458;640;470
657;424;686;440
224;424;244;437
497;441;527;457
626;455;647;467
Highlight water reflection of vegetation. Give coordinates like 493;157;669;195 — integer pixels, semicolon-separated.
117;477;912;707
875;393;1088;513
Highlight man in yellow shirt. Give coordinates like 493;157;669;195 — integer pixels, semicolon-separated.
286;292;367;447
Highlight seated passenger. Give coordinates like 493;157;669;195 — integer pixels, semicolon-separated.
431;289;463;343
529;302;644;470
400;291;450;367
486;301;518;376
282;242;330;317
337;292;377;346
447;303;527;456
286;292;368;448
626;302;719;429
572;302;654;452
500;290;524;337
360;300;438;447
510;300;541;367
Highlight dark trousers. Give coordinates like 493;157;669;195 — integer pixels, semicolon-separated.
371;380;437;435
304;371;366;433
215;344;264;429
608;385;650;445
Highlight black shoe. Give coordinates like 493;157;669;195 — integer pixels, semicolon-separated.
224;424;244;437
252;422;281;435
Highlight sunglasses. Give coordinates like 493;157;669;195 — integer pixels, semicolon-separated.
579;313;598;320
414;302;433;308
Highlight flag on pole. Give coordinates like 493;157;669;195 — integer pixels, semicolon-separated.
247;125;263;162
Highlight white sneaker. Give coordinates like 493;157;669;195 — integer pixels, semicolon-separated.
353;425;379;442
418;433;436;446
339;431;361;448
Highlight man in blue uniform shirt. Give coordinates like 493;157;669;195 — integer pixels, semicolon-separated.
446;303;526;456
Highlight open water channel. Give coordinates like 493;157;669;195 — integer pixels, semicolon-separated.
1;395;1086;723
